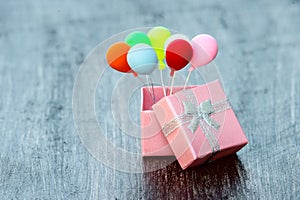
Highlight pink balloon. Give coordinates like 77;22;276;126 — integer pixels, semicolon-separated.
190;34;218;71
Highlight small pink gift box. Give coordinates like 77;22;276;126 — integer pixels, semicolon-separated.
152;80;248;169
141;86;195;157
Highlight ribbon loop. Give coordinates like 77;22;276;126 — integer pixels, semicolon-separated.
199;100;214;114
183;102;198;116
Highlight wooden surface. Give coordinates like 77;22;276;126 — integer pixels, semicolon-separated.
0;0;299;199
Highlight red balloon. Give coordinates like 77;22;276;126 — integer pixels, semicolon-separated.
166;39;193;76
106;42;134;74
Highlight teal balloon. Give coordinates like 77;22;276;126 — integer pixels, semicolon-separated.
125;31;152;47
127;44;158;75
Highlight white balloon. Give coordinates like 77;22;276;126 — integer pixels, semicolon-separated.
164;34;190;50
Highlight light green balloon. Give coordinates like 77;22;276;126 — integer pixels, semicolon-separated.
125;31;152;47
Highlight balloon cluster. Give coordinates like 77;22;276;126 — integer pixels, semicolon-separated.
106;26;218;96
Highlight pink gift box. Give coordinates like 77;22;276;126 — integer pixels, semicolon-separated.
141;86;195;157
152;80;248;169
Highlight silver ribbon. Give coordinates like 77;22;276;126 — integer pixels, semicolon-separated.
161;89;231;158
162;99;231;137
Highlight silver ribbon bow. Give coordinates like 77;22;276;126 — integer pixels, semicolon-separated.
183;99;220;133
160;87;231;161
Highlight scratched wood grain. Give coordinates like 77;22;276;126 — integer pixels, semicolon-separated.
0;0;299;199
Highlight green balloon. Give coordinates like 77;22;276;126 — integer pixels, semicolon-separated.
125;31;152;47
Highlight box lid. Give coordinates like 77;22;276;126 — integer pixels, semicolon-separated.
152;80;248;169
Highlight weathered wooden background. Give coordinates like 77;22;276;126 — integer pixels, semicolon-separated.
0;0;299;199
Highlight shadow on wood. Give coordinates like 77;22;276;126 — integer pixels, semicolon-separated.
143;154;248;199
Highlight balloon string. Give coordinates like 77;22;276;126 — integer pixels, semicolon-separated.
170;72;176;95
149;76;156;103
183;70;192;90
160;70;166;96
166;73;172;95
146;75;155;104
136;75;152;95
136;75;145;84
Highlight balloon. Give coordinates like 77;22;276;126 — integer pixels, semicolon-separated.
164;34;189;50
190;34;218;71
125;31;152;47
106;42;136;75
127;44;158;75
166;39;193;76
148;26;171;70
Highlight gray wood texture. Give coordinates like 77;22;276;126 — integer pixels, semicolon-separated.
0;0;299;199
